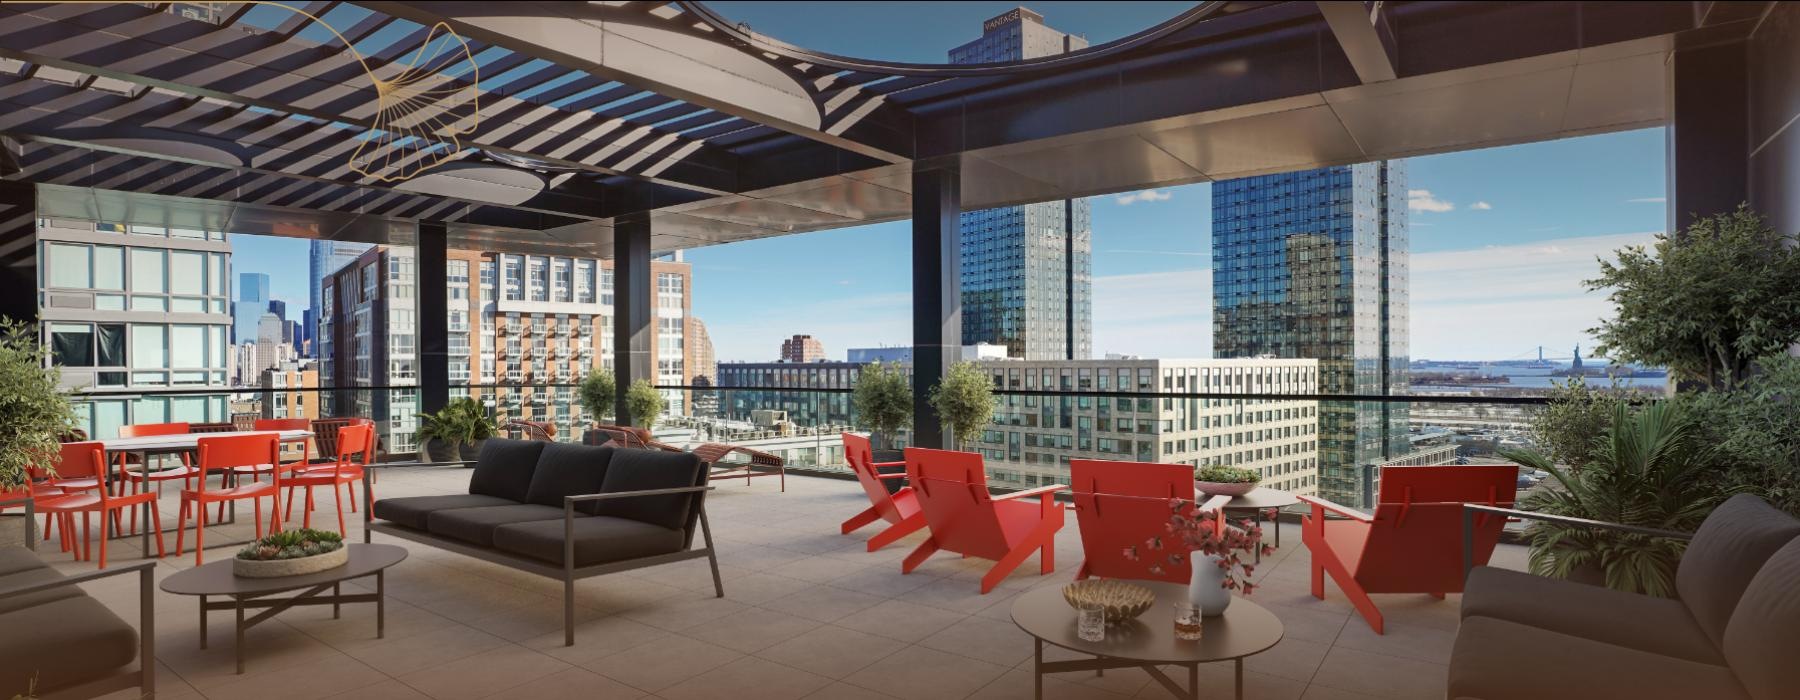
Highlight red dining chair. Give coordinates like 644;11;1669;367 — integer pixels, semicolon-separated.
0;463;65;547
282;424;374;535
116;422;200;534
1069;459;1199;584
176;434;284;565
36;442;165;568
839;433;926;552
1300;464;1519;634
311;417;378;489
231;418;311;485
901;448;1068;593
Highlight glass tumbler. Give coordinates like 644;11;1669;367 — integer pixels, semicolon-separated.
1173;603;1204;641
1077;605;1106;642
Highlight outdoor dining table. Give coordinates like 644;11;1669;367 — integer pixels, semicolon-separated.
95;430;312;550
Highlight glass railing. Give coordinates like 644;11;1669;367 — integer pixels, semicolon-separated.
65;383;1578;509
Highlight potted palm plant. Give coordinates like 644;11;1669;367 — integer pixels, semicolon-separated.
929;362;995;451
1501;402;1726;597
852;361;912;491
0;319;77;549
415;397;495;463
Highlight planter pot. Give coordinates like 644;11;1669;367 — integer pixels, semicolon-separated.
1195;480;1258;498
458;439;487;463
418;438;459;464
0;515;27;550
233;546;348;578
1188;554;1233;617
872;449;906;494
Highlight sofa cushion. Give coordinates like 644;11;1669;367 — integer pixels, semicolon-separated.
467;439;548;502
1722;537;1800;700
1676;494;1800;648
1461;566;1723;664
591;449;705;531
426;504;574;547
1450;615;1749;700
524;442;615;510
0;566;84;615
371;494;521;530
492;516;687;568
0;595;137;695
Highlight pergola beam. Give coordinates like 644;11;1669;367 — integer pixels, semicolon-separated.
1315;1;1397;84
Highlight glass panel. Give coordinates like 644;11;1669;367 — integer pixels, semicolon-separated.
210;253;226;297
170;297;206;312
131;372;167;385
172;371;207;386
50;323;93;366
170;397;207;422
169;250;204;294
133;397;168;424
92;400;127;439
93;245;124;290
96;323;125;367
208;326;224;368
130;296;166;312
97;371;127;387
131;324;167;369
130;248;165;293
47;243;91;288
171;325;205;368
95;294;126;311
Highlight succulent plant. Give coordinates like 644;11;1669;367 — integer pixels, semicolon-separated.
236;528;345;561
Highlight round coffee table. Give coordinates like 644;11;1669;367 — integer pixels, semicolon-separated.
1204;487;1300;561
161;543;407;673
1011;581;1282;700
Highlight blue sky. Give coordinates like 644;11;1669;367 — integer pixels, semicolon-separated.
230;2;1670;364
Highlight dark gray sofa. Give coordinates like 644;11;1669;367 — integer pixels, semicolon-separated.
0;544;153;699
1452;494;1800;700
367;439;720;645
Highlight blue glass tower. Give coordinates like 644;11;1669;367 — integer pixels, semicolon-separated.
233;272;269;344
1211;162;1411;508
949;8;1092;361
309;240;373;358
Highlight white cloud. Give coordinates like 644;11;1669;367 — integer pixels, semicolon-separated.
1470;201;1493;210
1407;189;1455;212
1114;189;1173;206
1092;269;1213;359
1627;197;1666;204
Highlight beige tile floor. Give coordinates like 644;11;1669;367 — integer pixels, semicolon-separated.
21;466;1527;700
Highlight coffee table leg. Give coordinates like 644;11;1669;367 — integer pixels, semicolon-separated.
1235;658;1243;700
1033;638;1043;700
1189;663;1199;700
235;596;246;674
333;582;341;619
198;594;207;649
377;570;387;639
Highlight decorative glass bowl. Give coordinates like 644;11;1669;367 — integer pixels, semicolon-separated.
1062;579;1155;625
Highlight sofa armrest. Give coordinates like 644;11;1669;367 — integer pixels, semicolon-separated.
0;560;155;600
361;459;479;470
563;485;715;503
1459;504;1694;583
1298;494;1374;522
0;558;155;692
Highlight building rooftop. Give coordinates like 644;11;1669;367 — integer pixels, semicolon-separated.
46;468;1523;700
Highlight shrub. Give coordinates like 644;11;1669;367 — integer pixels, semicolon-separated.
1679;353;1800;516
1194;466;1260;484
625;379;666;430
415;397;495;446
577;369;616;422
1528;377;1635;470
0;319;76;491
852;361;911;449
928;362;994;450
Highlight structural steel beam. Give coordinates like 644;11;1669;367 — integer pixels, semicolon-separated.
1316;1;1397;84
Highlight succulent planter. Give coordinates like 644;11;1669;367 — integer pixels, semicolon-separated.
1195;480;1259;498
419;438;460;464
234;546;348;578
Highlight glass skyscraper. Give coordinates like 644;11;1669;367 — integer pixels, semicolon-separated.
1211;162;1412;508
233;272;269;345
949;8;1092;361
309;240;373;358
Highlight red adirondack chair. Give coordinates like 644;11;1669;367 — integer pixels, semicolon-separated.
1300;464;1518;634
1070;459;1198;584
902;448;1067;593
839;433;925;552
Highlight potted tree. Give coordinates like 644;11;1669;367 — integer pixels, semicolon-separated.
625;379;667;431
929;362;995;451
415;397;495;463
852;361;912;492
576;368;616;445
1501;402;1726;597
0;319;77;548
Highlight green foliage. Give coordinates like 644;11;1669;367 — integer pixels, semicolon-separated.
625;379;666;431
1679;354;1800;516
928;362;994;450
1586;205;1800;390
0;319;77;491
852;361;912;449
1502;402;1727;597
1529;377;1635;469
577;369;616;421
1194;466;1260;484
236;528;345;561
415;397;495;446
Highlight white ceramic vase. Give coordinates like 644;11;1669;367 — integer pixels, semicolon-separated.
1188;554;1233;617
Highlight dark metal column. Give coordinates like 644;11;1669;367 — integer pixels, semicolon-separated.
1064;199;1075;361
911;166;961;449
1666;42;1749;234
0;181;36;325
613;216;654;425
417;222;449;415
